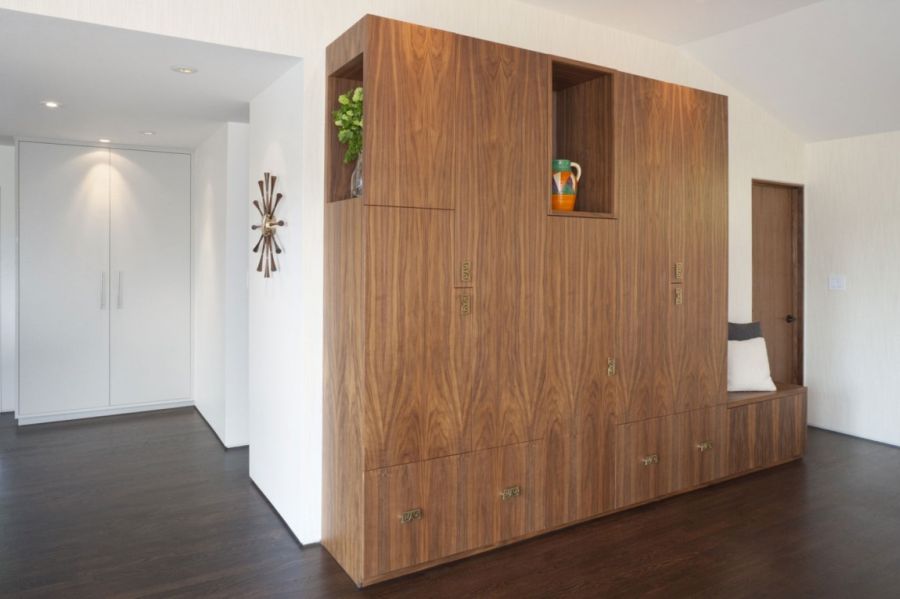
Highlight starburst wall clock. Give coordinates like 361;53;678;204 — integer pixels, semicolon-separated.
252;172;285;278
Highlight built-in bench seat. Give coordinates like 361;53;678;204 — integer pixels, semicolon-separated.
725;383;807;476
728;382;807;407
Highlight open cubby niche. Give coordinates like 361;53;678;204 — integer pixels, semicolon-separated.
550;58;615;218
327;53;364;203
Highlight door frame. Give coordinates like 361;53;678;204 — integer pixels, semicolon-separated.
751;179;804;385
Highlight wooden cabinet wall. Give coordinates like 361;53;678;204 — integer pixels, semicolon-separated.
323;15;805;587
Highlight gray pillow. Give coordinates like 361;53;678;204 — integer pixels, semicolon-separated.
728;321;763;341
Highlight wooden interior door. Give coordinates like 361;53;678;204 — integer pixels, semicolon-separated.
18;142;111;416
752;181;803;384
109;149;191;406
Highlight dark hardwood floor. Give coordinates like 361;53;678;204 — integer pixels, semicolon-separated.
1;409;898;598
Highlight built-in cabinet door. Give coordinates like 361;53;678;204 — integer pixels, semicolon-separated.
670;87;728;413
617;76;728;421
365;17;466;210
461;38;551;450
363;206;460;469
109;149;191;406
616;74;680;422
19;142;111;416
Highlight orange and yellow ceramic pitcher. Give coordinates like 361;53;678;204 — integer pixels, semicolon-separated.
551;159;581;211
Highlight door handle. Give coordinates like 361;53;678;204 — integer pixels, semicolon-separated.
785;314;797;323
116;271;123;309
100;272;107;310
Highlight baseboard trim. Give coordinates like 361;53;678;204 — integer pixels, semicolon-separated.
16;400;195;425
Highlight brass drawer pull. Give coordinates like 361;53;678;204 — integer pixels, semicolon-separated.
399;508;423;524
674;287;684;305
607;357;617;377
696;441;713;453
640;454;659;467
500;485;521;501
461;260;472;283
674;262;684;281
459;294;471;316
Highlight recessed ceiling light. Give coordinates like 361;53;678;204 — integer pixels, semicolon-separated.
98;138;111;144
141;130;156;136
41;100;61;109
171;66;198;75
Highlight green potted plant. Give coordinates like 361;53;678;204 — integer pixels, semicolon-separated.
333;86;364;198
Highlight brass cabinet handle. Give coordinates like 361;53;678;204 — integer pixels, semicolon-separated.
640;454;659;467
696;441;713;453
500;485;521;501
399;508;423;524
461;260;472;283
459;294;471;316
674;287;684;305
674;262;684;281
607;357;617;377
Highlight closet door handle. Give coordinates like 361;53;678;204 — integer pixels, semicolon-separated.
116;271;124;309
100;272;107;309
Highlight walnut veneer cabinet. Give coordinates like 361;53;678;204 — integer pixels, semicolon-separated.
323;15;807;587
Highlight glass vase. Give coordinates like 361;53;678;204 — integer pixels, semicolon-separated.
350;152;363;198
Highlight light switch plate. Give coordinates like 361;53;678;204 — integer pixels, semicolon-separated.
828;274;847;291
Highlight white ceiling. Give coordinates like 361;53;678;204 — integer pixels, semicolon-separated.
519;0;823;44
0;9;300;149
685;0;900;141
521;0;900;141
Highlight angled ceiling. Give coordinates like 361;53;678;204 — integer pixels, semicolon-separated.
0;9;300;149
685;0;900;141
520;0;900;141
518;0;823;44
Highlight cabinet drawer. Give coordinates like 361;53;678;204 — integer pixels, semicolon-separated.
615;416;673;507
727;391;807;476
464;440;543;549
671;407;726;490
363;454;467;578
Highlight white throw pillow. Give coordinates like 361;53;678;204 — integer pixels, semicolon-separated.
727;337;777;392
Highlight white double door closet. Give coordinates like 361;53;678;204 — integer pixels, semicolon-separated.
18;141;191;423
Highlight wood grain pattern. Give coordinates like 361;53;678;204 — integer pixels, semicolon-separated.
321;193;365;581
617;74;728;422
465;441;540;549
615;415;674;508
727;389;807;475
363;453;467;579
552;60;614;215
671;87;729;413
322;15;748;587
364;206;462;469
365;16;464;210
752;180;804;384
671;406;726;491
459;37;550;451
542;217;619;521
616;73;679;422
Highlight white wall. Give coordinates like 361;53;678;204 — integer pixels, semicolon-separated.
247;63;317;543
0;144;15;413
805;131;900;445
192;122;250;447
224;123;250;445
0;0;808;540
